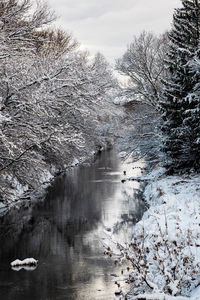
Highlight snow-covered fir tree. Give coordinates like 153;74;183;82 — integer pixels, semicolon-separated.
160;0;200;173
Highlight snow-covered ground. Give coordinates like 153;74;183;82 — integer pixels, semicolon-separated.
127;171;200;299
107;168;200;300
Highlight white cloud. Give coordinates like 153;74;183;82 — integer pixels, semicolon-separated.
48;0;135;21
48;0;180;64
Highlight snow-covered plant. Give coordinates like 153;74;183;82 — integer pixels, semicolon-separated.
115;102;162;169
104;218;200;299
115;31;167;167
116;31;167;110
160;0;200;173
0;0;121;203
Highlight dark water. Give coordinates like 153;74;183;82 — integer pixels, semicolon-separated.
0;150;146;300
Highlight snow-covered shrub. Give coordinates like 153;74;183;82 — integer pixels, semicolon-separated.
104;218;200;298
104;174;200;299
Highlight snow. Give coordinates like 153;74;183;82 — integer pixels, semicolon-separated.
191;286;200;299
39;169;54;186
71;158;79;166
11;258;38;267
131;294;189;300
11;265;37;272
0;202;6;211
130;170;200;298
10;259;22;267
111;167;200;299
2;175;29;203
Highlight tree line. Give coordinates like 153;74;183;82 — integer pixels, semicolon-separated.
117;0;200;174
0;0;199;203
0;0;120;203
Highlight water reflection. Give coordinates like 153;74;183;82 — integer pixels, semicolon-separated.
0;150;147;300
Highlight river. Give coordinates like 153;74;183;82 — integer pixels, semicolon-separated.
0;149;147;300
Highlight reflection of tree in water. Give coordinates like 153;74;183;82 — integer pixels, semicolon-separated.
0;150;126;300
112;184;147;235
0;151;118;258
0;150;148;300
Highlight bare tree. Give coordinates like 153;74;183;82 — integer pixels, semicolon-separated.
0;1;120;204
34;28;78;56
115;32;168;167
116;31;167;110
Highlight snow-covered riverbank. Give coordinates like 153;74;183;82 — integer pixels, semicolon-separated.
125;171;200;299
0;145;111;217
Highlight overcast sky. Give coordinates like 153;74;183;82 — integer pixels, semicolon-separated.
48;0;180;64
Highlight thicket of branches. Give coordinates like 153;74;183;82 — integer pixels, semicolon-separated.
104;217;200;299
116;31;167;110
0;0;120;203
115;31;167;167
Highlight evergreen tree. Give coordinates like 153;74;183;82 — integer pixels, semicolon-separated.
183;49;200;170
160;0;200;173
